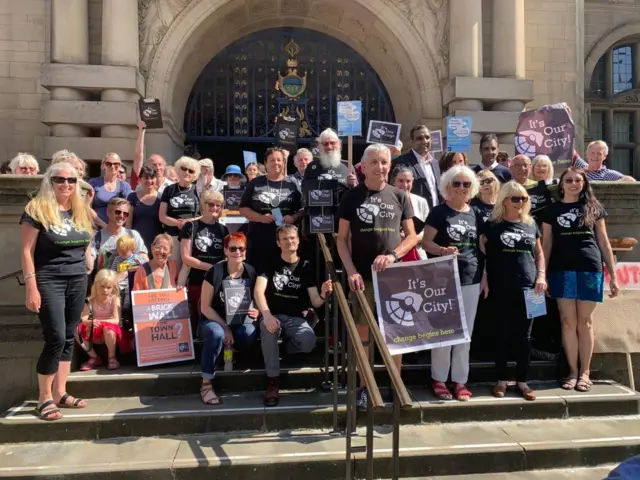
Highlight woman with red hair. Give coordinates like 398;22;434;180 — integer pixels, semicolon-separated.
198;232;259;405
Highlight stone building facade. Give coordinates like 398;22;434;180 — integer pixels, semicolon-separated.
0;0;638;176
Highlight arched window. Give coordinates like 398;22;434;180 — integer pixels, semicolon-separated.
586;42;639;177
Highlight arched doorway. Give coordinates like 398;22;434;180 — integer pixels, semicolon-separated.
183;27;395;164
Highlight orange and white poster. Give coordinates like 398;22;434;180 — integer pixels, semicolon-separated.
131;288;194;367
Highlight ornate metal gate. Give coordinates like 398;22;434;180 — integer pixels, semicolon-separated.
184;27;395;144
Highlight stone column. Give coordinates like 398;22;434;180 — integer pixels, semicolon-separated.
100;0;139;139
605;109;614;147
634;44;640;90
448;0;484;116
50;0;89;137
605;50;614;98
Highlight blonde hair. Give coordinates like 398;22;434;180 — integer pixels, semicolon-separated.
24;162;94;234
116;235;135;253
202;189;224;205
532;155;554;181
89;269;121;305
174;156;201;178
51;150;86;177
491;181;534;225
152;233;173;252
107;197;131;211
476;169;500;203
439;165;479;200
10;153;39;174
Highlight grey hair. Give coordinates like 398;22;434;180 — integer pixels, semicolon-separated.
390;165;413;184
174;156;201;178
439;165;480;200
294;148;313;166
9;152;39;173
361;143;391;164
587;139;609;155
532;155;554;181
317;128;341;145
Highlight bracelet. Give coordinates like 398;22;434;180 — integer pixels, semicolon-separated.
319;292;326;301
23;273;36;280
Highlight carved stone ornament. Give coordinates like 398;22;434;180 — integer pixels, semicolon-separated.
616;90;640;104
388;0;449;81
139;0;194;78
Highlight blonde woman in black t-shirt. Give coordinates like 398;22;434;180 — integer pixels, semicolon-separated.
481;181;547;401
20;163;95;420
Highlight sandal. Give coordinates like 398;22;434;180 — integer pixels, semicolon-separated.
454;383;472;401
107;357;120;370
492;383;508;398
575;376;592;392
561;377;578;390
56;392;87;409
79;356;102;371
200;385;222;405
432;380;453;400
35;400;62;421
516;384;536;401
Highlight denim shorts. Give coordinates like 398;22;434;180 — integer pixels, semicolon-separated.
547;270;604;303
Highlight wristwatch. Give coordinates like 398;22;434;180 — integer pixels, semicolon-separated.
388;251;401;263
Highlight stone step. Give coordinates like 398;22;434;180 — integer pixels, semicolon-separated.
398;466;617;479
0;417;638;479
64;360;564;398
1;381;637;444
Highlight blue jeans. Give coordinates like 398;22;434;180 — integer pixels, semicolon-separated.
200;318;258;380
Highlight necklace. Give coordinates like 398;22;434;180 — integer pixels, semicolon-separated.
95;297;113;312
267;178;284;208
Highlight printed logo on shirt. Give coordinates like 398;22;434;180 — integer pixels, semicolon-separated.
257;190;279;204
446;220;476;242
530;194;545;210
50;219;74;237
557;209;581;228
499;228;535;248
194;228;223;253
356;197;397;224
169;193;196;209
272;265;303;292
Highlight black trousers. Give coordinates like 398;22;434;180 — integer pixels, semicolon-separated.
491;289;535;382
36;274;88;375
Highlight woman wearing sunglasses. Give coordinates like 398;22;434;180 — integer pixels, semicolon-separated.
481;181;547;401
471;170;499;224
20;163;94;420
88;153;132;224
159;156;202;270
423;165;486;401
199;232;260;405
542;168;619;393
179;190;229;332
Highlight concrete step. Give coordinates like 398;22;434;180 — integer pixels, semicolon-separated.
398;466;617;479
1;381;637;444
0;417;638;479
64;360;564;398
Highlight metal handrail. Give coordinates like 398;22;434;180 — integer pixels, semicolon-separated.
0;269;24;285
317;234;384;409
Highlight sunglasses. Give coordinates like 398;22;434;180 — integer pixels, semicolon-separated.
227;246;246;253
205;202;223;208
452;181;471;188
509;196;529;204
51;176;78;185
480;178;495;186
180;166;196;175
104;161;121;168
564;178;584;184
114;209;129;218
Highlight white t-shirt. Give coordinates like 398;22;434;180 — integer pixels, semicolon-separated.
409;192;430;259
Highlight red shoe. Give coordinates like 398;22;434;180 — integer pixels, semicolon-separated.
79;356;102;371
264;377;280;407
454;383;472;401
432;380;453;400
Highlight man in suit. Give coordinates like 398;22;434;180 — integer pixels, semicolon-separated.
392;125;441;209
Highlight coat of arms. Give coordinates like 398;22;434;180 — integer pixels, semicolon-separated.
277;39;307;99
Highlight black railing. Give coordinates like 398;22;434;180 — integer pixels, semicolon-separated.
317;233;411;480
0;269;23;286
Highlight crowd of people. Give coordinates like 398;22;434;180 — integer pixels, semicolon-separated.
15;112;628;420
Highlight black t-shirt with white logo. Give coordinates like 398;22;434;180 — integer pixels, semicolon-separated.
239;176;301;249
204;261;256;323
260;257;315;318
160;183;200;236
20;209;91;276
179;220;229;286
542;200;607;273
470;198;494;224
302;160;350;232
425;204;484;285
527;179;558;221
484;220;539;292
338;184;413;280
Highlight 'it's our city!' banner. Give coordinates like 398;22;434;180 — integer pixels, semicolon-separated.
372;256;469;355
515;102;574;165
131;288;194;367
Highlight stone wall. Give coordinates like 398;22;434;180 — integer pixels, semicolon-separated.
0;0;50;165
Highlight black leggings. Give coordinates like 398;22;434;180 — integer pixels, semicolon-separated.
491;289;535;383
36;274;88;375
